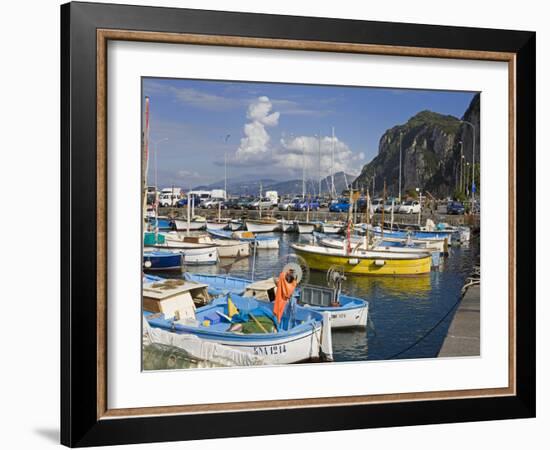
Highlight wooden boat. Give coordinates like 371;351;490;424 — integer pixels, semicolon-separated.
376;235;447;253
144;233;219;265
291;243;432;276
245;218;280;233
186;273;369;329
206;220;230;231
321;221;344;234
208;229;280;250
173;216;207;231
295;221;316;234
370;226;453;241
318;236;441;267
163;232;249;259
145;293;333;364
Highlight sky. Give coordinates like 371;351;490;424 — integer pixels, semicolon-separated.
143;78;476;188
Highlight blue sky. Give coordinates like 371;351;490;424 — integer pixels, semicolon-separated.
143;78;476;188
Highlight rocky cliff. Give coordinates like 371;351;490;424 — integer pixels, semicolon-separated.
354;93;480;198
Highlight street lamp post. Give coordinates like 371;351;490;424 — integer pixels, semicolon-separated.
458;140;463;193
399;131;403;203
461;120;476;208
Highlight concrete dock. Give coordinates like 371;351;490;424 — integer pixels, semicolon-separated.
438;284;480;357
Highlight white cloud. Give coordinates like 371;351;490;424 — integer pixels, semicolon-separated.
277;135;362;177
234;97;280;164
230;96;362;177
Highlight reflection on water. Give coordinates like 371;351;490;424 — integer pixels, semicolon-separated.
158;232;478;362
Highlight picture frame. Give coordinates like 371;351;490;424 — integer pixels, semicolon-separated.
61;1;535;447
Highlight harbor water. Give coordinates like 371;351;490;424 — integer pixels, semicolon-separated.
146;232;479;366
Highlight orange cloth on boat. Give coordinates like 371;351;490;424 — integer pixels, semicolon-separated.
273;271;298;324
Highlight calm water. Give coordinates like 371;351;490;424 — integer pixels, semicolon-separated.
152;232;478;363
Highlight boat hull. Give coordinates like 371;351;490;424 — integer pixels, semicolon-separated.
186;326;323;364
206;222;229;231
292;244;432;276
326;304;369;328
322;224;343;234
296;222;316;234
173;219;206;231
253;239;280;250
147;246;219;266
143;251;182;270
246;221;280;233
213;240;250;258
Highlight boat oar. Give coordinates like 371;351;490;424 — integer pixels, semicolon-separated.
249;312;269;334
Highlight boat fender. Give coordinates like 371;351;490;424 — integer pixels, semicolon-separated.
348;258;359;265
144;260;152;268
374;260;385;266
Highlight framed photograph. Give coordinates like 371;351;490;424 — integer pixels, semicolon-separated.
61;1;535;447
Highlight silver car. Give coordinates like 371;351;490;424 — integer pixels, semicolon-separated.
277;199;294;210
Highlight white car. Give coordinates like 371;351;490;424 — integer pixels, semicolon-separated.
158;192;180;207
202;197;226;209
398;200;421;214
383;200;399;213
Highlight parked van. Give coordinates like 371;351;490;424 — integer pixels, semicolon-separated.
265;190;279;206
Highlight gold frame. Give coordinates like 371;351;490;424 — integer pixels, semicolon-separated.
96;29;516;420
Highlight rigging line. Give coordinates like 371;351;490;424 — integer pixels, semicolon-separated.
385;294;464;360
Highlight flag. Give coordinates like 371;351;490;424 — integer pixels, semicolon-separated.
227;297;238;318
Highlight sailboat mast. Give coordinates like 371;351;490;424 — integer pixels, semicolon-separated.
141;96;150;235
224;152;227;199
381;180;386;241
331;126;335;198
302;139;306;199
318;132;321;197
259;181;263;219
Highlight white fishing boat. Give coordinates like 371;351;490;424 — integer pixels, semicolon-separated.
208;229;280;250
245;219;280;233
206;220;230;231
161;232;249;259
295;221;316;234
173;216;207;231
373;235;447;253
321;221;344;234
145;232;219;265
145;293;333;364
144;245;218;266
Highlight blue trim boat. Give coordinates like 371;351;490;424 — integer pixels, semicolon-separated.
143;250;182;270
145;293;332;364
184;273;369;329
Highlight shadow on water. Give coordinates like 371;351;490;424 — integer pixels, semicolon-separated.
152;232;479;364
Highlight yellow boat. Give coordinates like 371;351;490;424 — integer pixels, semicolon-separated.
291;243;432;276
